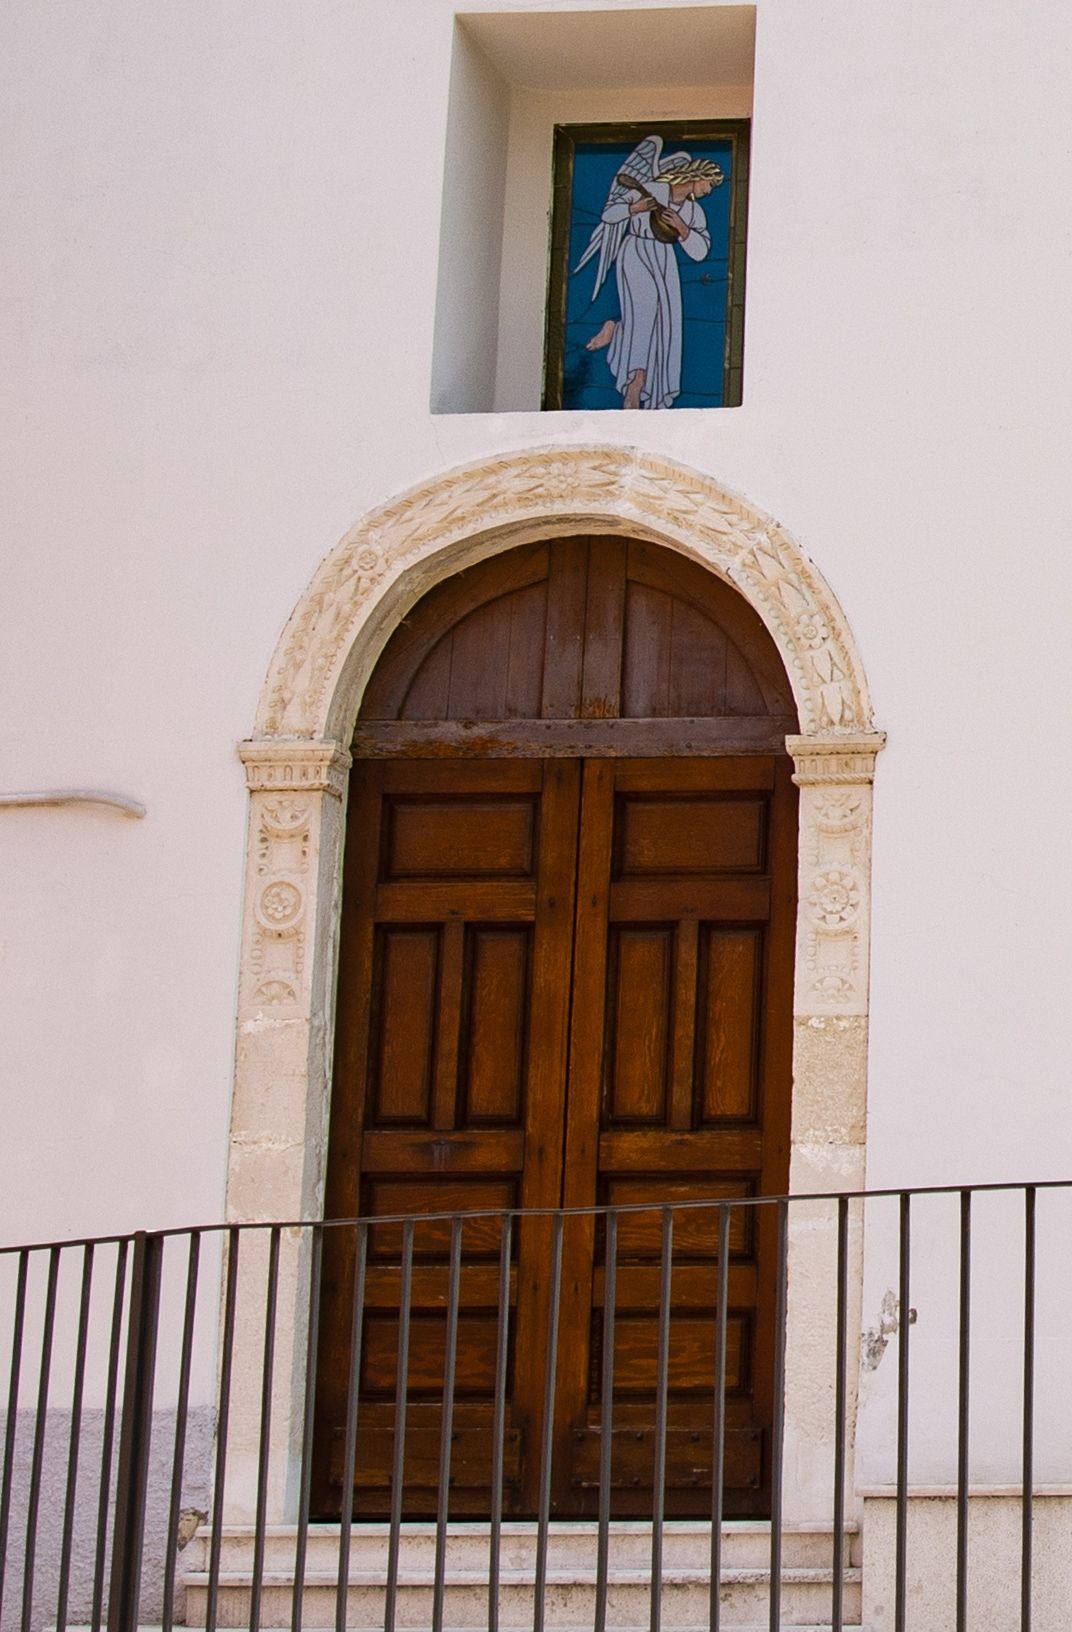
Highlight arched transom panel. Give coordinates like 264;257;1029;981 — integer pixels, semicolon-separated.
357;536;797;744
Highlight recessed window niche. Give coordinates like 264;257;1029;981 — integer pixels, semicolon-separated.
429;5;756;415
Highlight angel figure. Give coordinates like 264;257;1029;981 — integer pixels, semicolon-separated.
575;135;724;409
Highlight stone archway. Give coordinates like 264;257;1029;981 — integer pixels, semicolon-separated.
225;445;883;1525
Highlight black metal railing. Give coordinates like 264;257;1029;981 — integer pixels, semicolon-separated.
1;1183;1071;1632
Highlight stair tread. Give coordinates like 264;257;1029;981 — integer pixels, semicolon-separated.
186;1566;861;1585
200;1521;860;1537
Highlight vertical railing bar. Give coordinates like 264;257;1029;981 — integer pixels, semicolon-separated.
432;1217;463;1632
384;1218;415;1632
336;1223;368;1632
709;1204;730;1632
107;1231;163;1632
650;1209;673;1632
594;1210;618;1632
162;1233;201;1632
204;1226;240;1632
56;1242;95;1632
488;1213;513;1632
249;1225;281;1632
21;1245;61;1632
955;1191;971;1632
831;1198;849;1632
291;1226;323;1632
534;1213;565;1632
894;1193;911;1632
768;1200;788;1632
1021;1186;1036;1632
91;1239;129;1632
0;1249;29;1626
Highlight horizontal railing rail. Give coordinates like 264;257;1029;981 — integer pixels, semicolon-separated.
13;1176;1072;1255
1;1184;1070;1632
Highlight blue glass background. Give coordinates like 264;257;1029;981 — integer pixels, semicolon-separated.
561;136;734;411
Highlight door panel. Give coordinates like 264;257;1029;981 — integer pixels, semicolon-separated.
315;536;798;1523
313;758;581;1517
557;757;795;1516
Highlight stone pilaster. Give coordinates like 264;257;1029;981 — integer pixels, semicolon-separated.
226;738;350;1522
781;732;885;1525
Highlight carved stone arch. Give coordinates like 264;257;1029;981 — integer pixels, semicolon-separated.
255;445;873;744
227;444;883;1533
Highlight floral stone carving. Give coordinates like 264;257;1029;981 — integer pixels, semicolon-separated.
255;445;873;743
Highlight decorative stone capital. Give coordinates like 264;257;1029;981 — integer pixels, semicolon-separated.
787;733;884;1019
238;739;351;799
786;732;886;787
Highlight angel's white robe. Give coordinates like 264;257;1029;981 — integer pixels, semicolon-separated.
601;195;711;408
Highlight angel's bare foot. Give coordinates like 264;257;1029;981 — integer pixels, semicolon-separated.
624;368;645;409
586;320;616;351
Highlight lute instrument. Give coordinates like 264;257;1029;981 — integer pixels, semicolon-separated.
616;171;685;245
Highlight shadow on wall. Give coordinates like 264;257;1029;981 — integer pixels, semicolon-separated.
0;1408;213;1632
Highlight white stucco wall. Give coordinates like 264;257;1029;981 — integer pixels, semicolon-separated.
4;0;1072;1265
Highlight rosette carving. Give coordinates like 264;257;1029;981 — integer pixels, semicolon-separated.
789;734;883;1018
255;878;304;933
239;752;338;1014
808;868;861;930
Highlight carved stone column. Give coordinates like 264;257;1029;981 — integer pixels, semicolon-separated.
782;732;885;1524
225;738;351;1522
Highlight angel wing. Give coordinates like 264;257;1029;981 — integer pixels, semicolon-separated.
573;133;664;302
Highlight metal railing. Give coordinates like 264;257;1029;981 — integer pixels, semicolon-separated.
2;1182;1071;1632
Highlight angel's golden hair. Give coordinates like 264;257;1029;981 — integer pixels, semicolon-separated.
658;156;725;185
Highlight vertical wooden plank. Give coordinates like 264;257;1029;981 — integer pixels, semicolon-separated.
669;918;700;1131
580;538;626;718
511;758;582;1512
431;920;465;1131
505;583;549;718
556;758;616;1505
749;757;797;1474
313;761;382;1516
724;641;768;715
759;758;797;1187
399;638;452;720
541;539;588;718
561;757;615;1207
448;603;510;718
667;598;728;717
621;582;673;717
326;763;384;1210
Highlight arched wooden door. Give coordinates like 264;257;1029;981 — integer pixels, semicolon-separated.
312;537;798;1521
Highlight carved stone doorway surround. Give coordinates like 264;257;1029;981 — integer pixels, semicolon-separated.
226;446;884;1526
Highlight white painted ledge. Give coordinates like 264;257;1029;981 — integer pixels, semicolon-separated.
0;789;147;818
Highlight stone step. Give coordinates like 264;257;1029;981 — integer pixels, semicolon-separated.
186;1520;861;1575
182;1567;863;1629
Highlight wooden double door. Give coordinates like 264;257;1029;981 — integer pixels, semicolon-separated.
312;537;797;1522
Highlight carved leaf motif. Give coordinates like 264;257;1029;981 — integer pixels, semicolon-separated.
259;447;871;740
253;978;299;1006
262;797;309;834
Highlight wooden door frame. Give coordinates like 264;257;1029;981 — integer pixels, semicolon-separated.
224;446;884;1532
